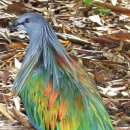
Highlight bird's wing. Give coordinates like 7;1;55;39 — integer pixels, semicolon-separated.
20;55;113;130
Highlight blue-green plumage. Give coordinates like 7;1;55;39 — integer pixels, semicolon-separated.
11;12;114;130
21;64;113;130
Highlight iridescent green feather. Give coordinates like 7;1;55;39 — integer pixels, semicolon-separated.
13;13;114;130
20;59;113;130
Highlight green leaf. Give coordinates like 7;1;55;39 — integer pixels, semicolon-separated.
94;7;111;15
84;0;93;5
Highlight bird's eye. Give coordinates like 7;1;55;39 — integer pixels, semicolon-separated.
24;18;30;23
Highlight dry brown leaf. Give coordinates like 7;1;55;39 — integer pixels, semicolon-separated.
72;0;83;11
8;42;28;49
91;36;119;46
103;51;125;63
0;69;10;84
1;53;15;61
6;2;33;15
0;125;29;130
13;107;33;129
8;92;14;98
0;93;10;102
59;39;71;46
105;32;130;41
53;25;74;34
0;103;15;122
78;58;83;65
94;70;111;83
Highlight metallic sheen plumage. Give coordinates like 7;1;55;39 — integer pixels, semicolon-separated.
12;13;114;130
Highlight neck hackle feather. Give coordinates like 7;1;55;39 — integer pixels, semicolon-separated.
13;13;114;130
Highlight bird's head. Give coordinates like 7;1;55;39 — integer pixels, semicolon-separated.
10;12;45;35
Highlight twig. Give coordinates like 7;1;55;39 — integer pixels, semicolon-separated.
0;125;32;130
56;33;91;46
0;103;15;122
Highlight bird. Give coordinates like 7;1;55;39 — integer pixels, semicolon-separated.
10;12;114;130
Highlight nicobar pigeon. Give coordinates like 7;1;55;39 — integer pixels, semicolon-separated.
11;13;114;130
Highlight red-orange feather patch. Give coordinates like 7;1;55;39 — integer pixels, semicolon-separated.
44;80;53;96
57;100;68;121
48;90;59;109
56;54;70;69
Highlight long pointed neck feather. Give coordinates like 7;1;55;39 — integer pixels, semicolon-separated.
14;20;77;95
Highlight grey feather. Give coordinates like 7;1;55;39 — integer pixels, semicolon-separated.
12;12;76;94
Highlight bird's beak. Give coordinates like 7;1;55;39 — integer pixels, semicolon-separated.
8;22;22;30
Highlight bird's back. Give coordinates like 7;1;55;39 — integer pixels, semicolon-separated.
12;12;114;130
21;59;113;130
